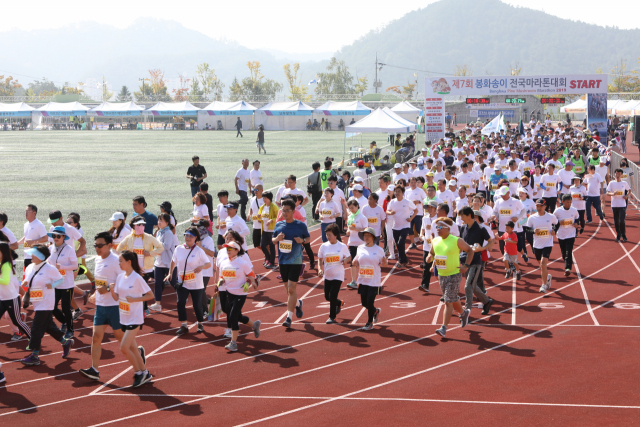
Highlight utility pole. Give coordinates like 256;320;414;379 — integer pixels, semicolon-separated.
375;52;378;94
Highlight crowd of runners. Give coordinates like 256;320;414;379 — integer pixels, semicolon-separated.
0;118;634;386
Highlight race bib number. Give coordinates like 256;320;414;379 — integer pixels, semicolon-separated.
572;193;581;199
181;270;196;284
321;209;333;218
500;209;511;216
615;191;624;196
252;215;260;221
523;167;531;172
30;289;43;302
192;215;200;221
221;268;237;280
367;217;378;224
461;184;469;189
119;300;131;315
58;269;66;277
359;265;374;279
133;248;144;256
111;243;119;250
560;219;573;228
325;254;341;265
535;228;549;237
575;166;583;173
95;276;107;288
279;240;292;253
245;179;250;184
434;255;447;270
24;242;32;248
509;178;519;183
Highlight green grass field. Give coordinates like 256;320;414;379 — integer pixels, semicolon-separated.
0;129;387;269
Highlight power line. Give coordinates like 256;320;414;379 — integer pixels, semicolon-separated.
376;62;456;76
0;69;69;85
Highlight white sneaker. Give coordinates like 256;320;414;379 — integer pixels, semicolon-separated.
224;328;233;338
388;255;396;260
546;274;552;292
149;303;162;312
539;284;547;294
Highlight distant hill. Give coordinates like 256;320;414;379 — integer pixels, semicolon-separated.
334;0;640;93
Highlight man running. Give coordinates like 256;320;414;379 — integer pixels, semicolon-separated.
526;199;558;293
607;168;631;243
234;159;251;221
272;199;310;328
553;194;580;276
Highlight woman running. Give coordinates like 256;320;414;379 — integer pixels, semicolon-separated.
21;244;73;366
215;231;249;336
109;211;131;254
569;176;587;234
517;186;536;262
191;192;210;225
353;227;388;331
196;220;217;316
48;226;78;339
0;243;31;341
346;199;368;289
149;213;177;312
316;188;340;243
258;191;278;269
165;226;211;336
66;213;92;316
216;241;260;351
109;250;155;387
317;223;351;324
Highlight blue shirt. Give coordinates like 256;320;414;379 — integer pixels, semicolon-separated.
273;220;310;265
133;210;158;235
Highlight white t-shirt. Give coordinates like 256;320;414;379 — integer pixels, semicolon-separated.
48;223;82;254
569;185;587;210
112;224;132;254
387;198;417;230
318;241;350;281
526;213;558;249
192;204;209;222
249;196;264;230
493;198;524;233
319;200;340;224
216;203;228;236
558;169;576;192
0;226;17;245
24;262;62;311
235;168;251;191
583;173;603;197
0;263;18;301
47;243;78;290
361;204;386;237
225;215;250;250
347;212;369;246
553;207;579;240
595;165;608;182
391;172;408;184
275;186;287;204
219;256;254;296
505;170;522;196
115;272;151;326
23;219;47;259
216;249;251;292
454;197;469;226
607;181;630;208
250;169;263;187
540;174;559;198
201;236;216;277
456;171;477;193
171;245;210;290
518;161;535;175
348;195;368;211
436;190;456;218
421;215;436;252
354;245;386;287
283;187;306;201
94;253;123;307
405;187;427;216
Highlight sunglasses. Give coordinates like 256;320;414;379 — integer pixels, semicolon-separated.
281;209;293;213
52;234;64;239
134;223;145;227
94;243;107;248
435;226;444;230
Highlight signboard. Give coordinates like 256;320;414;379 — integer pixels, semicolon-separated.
477;110;516;119
466;103;513;110
426;74;608;96
424;96;445;142
505;97;526;104
87;111;141;117
466;98;490;105
587;93;608;146
541;98;566;104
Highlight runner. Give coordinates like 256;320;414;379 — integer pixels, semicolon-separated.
386;185;417;269
196;220;217;316
108;211;131;254
47;226;79;339
493;186;524;265
20;245;73;366
216;190;230;249
427;217;473;338
353;227;387;331
317;223;351;324
0;213;18;251
79;232;125;380
215;241;260;351
345;199;368;289
272;198;310;328
235;159;251;221
166;226;211;336
258;191;278;269
190;192;210;225
419;200;438;292
525;199;558;293
109;250;155;387
316;187;341;243
0;243;31;340
496;221;521;279
606;168;631;243
583;165;605;223
149;213;177;312
248;185;264;249
361;192;386;246
405;177;426;249
569;176;587;234
553;194;580;276
540;163;559;211
517;186;536;261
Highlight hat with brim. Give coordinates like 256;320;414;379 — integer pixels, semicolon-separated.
47;225;69;241
109;212;125;222
224;202;239;209
222;241;241;251
25;247;46;260
572;175;583;182
358;227;379;244
131;217;146;226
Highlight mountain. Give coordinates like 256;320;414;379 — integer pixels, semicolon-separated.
334;0;640;92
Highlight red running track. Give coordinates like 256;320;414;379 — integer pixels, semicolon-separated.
1;202;639;426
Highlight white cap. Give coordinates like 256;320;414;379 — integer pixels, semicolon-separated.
517;186;528;194
354;176;364;182
353;184;364;191
388;184;395;192
109;212;125;221
499;186;510;196
447;180;457;187
417;159;424;165
421;147;428;151
394;163;402;169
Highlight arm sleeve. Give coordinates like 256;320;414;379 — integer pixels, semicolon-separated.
0;263;11;286
51;278;64;289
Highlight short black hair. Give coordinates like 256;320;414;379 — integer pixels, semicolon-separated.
132;196;147;207
200;182;209;191
27;204;38;214
312;162;321;170
437;203;449;215
459;206;474;218
281;199;295;211
0;212;7;226
192;155;199;161
324;160;332;169
95;231;113;244
328;175;338;182
262;191;273;201
217;190;229;198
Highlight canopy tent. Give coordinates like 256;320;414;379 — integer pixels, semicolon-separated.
254;101;314;131
390;101;423;123
32;102;90;129
312;101;371;130
0;102;34;117
143;101;200;116
561;99;636;115
612;100;640;116
88;101;144;116
345;107;416;134
197;101;257;130
561;99;587;113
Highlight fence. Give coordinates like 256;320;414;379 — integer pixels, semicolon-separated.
609;151;640;208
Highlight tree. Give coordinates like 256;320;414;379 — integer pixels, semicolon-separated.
239;61;283;100
117;86;131;101
195;63;224;100
354;76;368;97
283;63;310;101
134;69;170;101
190;79;203;96
316;57;355;95
607;58;640;92
402;82;417;99
172;74;191;101
454;65;473;76
509;62;522;76
228;77;244;101
0;75;22;96
386;86;401;95
28;78;59;96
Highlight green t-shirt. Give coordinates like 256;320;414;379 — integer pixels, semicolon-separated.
319;169;333;190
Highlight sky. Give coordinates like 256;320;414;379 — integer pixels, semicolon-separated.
1;0;637;53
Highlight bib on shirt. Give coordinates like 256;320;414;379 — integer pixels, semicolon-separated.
279;240;292;253
358;265;374;279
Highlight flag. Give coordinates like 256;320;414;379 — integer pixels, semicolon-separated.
519;119;525;136
481;113;503;136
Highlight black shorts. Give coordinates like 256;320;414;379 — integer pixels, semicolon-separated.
349;246;358;265
120;324;143;332
533;246;552;261
280;264;302;283
217;234;225;246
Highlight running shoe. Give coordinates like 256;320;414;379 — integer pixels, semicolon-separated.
225;341;238;352
460;309;471;328
196;323;204;334
373;308;381;324
62;338;74;358
419;285;430;292
310;263;316;271
579;228;584;235
21;353;40;366
622;237;628;243
79;367;100;381
522;253;529;262
132;372;145;388
326;318;337;324
141;372;153;385
10;333;22;342
83;290;90;305
300;263;307;276
546;274;552;291
282;317;292;328
176;325;189;336
362;322;373;331
388;255;396;260
564;269;571;277
408;243;417;250
263;261;267;267
516;270;521;280
0;371;5;383
586;220;592;224
347;281;358;290
539;284;547;294
253;320;261;338
276;275;282;280
224;328;233;338
295;299;304;318
616;237;620;243
505;270;511;279
138;346;146;365
149;303;162;312
435;326;447;337
64;330;74;340
336;300;344;315
144;308;151;318
73;309;83;320
481;299;494;315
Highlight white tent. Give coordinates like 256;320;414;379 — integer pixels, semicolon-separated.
345;107;416;134
88;101;144;117
612;100;640;116
32;102;90;129
197;101;257;130
561;99;587;113
0;102;34;116
390;101;422;123
143;101;200;116
313;101;371;130
254;101;314;131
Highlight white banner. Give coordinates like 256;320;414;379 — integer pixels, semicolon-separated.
424;96;445;142
426;74;608;96
481;113;505;136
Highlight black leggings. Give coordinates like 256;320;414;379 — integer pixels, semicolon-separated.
261;231;275;264
252;228;262;249
393;228;411;264
612;207;626;238
359;284;380;323
176;286;204;322
516;231;526;253
303;242;315;266
577;210;585;230
53;288;73;331
219;290;230;317
324;279;342;319
202;277;211;313
28;310;64;352
558;237;575;270
421;251;432;288
226;293;249;331
0;297;31;338
543;197;557;213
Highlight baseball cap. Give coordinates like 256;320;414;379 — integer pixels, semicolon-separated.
224;202;240;209
566;161;574;167
447;180;457;187
425;200;439;209
421;147;428;152
158;201;172;211
535;198;546;206
394;163;402;169
48;210;62;224
222;241;241;251
353;176;364;183
108;212;125;221
353;184;364;192
357;160;365;167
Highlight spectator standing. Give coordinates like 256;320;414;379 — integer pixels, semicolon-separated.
235;159;251;221
187;156;207;198
307;162;323;221
235;117;243;138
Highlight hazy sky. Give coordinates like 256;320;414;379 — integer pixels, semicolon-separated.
1;0;636;53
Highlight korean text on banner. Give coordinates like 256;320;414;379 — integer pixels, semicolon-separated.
424;93;445;142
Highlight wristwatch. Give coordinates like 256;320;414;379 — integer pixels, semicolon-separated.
463;263;470;268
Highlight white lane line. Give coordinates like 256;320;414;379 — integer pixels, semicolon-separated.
511;275;516;326
575;260;598;325
350;308;366;325
431;302;442;325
